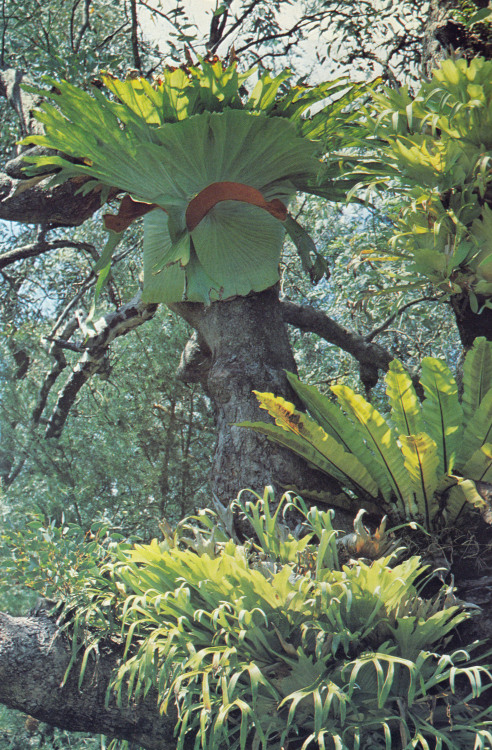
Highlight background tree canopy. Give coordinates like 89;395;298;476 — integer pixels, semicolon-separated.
0;0;491;749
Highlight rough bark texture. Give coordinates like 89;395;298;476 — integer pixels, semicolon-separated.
172;288;348;518
0;608;185;750
421;0;492;77
0;173;108;226
451;294;492;348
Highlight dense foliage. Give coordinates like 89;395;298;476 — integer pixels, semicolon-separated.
20;59;370;304
358;57;492;311
1;1;491;749
242;338;492;530
3;492;492;750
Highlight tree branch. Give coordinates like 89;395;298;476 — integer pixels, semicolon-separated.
208;0;261;52
0;67;108;227
0;608;184;750
44;293;158;439
0;68;43;138
281;300;394;373
365;297;441;342
32;315;80;426
72;0;92;54
0;168;107;226
129;0;141;71
234;12;324;56
0;239;96;270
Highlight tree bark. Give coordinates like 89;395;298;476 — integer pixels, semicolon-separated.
421;0;492;78
451;293;492;348
0;607;186;750
173;287;348;516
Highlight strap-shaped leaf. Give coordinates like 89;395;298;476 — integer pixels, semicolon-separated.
331;385;413;514
457;389;492;469
240;418;380;501
462;337;492;424
385;360;422;436
285;372;384;484
420;357;463;475
399;434;440;527
460;443;492;483
446;478;489;525
242;393;379;500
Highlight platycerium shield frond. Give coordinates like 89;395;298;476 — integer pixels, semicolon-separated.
22;80;320;303
22;58;373;304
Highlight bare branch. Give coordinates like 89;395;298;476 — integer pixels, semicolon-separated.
72;0;92;53
281;300;394;373
0;68;43;138
43;337;84;353
32;315;80;426
235;12;324;56
207;4;230;52
209;0;261;52
44;293;158;439
0;239;96;270
129;0;142;70
365;296;441;342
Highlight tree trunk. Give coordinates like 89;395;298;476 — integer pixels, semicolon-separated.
421;0;492;77
0;608;185;750
451;293;492;348
173;287;347;517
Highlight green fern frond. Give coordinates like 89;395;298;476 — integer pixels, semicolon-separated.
385;360;423;436
420;358;463;474
331;385;414;515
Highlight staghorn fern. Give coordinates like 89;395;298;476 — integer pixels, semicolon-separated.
3;490;492;749
354;56;492;311
240;338;492;531
77;491;492;749
20;57;371;306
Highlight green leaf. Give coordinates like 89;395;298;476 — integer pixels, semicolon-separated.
460;443;492;484
458;389;492;468
399;433;440;527
23;87;320;303
246;69;292;114
467;8;492;25
190;201;284;301
331;384;414;514
240;391;380;500
461;337;492;425
420;357;463;474
285;372;381;474
446;477;489;524
385;360;423;436
142;210;186;303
